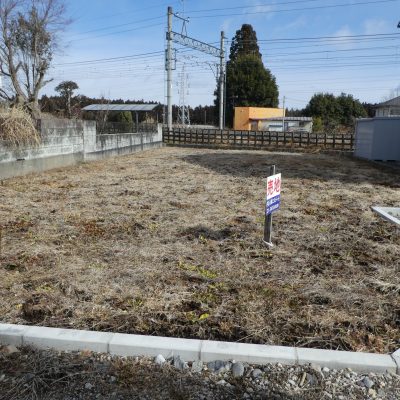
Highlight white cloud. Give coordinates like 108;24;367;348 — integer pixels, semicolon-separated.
363;19;391;35
332;26;355;50
273;15;307;34
221;18;233;34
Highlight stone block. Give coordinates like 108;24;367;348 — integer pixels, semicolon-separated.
200;340;297;364
109;333;202;361
297;347;397;374
0;324;30;347
23;326;113;353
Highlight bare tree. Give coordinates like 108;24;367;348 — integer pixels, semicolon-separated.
0;0;69;118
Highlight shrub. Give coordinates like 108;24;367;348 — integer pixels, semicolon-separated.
0;106;40;147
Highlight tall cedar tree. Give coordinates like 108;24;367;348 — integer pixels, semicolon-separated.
216;24;279;127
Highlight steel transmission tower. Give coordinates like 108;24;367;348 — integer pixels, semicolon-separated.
166;6;225;130
177;64;190;126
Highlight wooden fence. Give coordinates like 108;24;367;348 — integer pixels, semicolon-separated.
163;128;354;151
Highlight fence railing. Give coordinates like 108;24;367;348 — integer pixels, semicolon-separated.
97;122;157;134
163;128;354;151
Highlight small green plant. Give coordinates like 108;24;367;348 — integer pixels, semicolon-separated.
198;234;208;244
178;261;217;279
35;283;55;293
88;262;108;270
185;311;210;323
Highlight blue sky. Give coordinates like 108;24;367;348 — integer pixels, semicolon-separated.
47;0;400;109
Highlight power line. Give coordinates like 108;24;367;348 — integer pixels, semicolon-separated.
187;0;322;13
260;44;399;57
54;33;400;67
69;15;164;37
53;51;165;66
252;32;400;43
189;0;399;18
67;22;165;43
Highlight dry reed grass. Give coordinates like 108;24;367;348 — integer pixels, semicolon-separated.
0;106;40;147
0;148;398;353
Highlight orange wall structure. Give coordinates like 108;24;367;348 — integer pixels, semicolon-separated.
234;107;285;130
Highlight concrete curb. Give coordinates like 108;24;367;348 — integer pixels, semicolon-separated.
392;349;400;374
0;324;397;374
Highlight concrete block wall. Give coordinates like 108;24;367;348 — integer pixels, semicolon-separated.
0;120;162;179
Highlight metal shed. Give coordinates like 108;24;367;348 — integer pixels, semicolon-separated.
82;104;158;112
355;117;400;161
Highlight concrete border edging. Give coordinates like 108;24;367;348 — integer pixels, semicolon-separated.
392;349;400;374
0;324;397;374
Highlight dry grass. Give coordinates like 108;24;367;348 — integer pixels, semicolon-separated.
0;106;40;147
0;147;399;353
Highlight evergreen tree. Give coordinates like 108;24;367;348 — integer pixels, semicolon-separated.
116;111;133;131
217;24;279;127
304;93;367;131
55;81;79;118
229;24;262;62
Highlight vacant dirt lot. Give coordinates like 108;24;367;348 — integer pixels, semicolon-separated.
0;148;399;353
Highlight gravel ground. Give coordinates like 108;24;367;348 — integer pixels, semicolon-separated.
0;345;399;400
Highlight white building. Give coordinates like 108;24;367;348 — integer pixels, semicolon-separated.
374;96;400;117
249;116;313;133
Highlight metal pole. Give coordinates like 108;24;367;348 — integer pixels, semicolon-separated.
167;7;173;130
264;165;276;246
219;31;225;130
223;57;227;129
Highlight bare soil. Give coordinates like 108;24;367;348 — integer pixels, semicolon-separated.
0;147;399;352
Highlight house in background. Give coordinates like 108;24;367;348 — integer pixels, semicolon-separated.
374;96;400;117
234;107;284;130
233;106;313;132
250;116;313;133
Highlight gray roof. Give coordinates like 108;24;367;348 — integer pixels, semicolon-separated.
82;104;158;112
376;96;400;108
250;116;313;122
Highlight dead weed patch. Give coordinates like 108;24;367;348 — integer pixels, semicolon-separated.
0;148;399;352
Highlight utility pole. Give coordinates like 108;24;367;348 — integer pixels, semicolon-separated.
178;64;190;126
167;6;173;130
219;31;225;130
166;7;225;129
282;96;286;132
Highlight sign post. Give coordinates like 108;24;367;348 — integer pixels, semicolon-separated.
263;165;282;247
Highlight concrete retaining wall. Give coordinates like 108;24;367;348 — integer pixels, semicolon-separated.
0;119;162;179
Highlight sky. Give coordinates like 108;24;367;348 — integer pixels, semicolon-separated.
47;0;400;110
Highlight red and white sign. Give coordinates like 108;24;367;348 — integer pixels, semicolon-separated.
266;173;282;215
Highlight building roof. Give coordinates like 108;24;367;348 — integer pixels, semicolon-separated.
375;96;400;108
249;116;313;122
82;104;158;112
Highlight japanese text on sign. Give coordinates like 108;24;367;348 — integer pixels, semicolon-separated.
266;173;281;216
